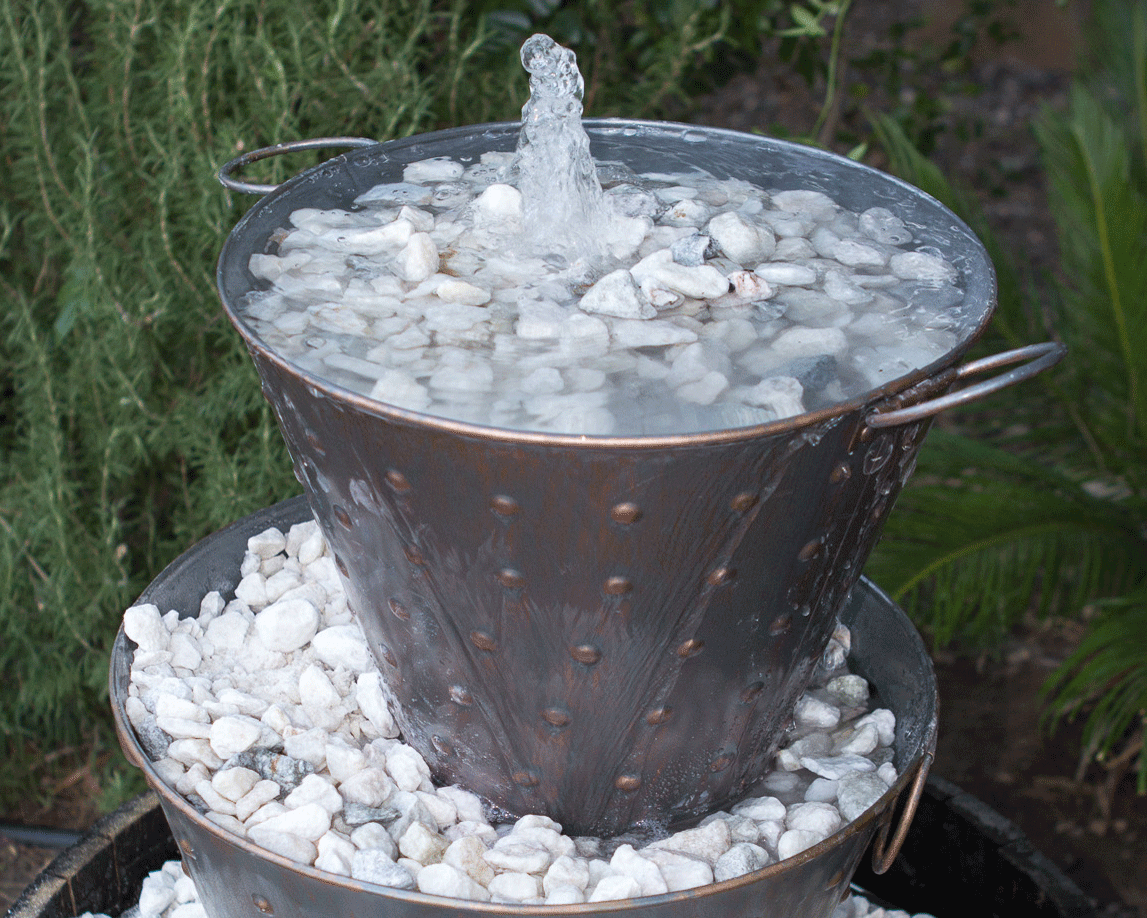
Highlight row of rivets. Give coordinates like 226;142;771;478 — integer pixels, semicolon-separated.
460;638;713;664
482;494;762;524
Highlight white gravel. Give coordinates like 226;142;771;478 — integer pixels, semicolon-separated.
238;155;973;437
120;520;905;905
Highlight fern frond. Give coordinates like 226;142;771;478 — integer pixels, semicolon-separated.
1043;587;1147;792
870;430;1145;648
1035;86;1147;468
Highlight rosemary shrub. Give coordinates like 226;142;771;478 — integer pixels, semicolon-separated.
0;0;782;808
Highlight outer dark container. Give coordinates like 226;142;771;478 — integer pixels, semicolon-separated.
215;121;1059;836
110;498;939;918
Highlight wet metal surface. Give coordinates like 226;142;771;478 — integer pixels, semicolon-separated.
215;122;1008;835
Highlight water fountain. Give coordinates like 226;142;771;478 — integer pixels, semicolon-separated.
110;34;1063;918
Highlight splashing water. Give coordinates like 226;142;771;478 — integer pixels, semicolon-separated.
511;34;608;264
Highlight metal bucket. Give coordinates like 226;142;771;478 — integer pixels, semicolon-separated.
215;121;1060;836
111;497;939;918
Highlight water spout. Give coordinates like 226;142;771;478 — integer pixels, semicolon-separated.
511;34;607;265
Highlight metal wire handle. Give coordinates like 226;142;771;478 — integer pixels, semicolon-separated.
870;751;934;874
218;137;378;195
866;341;1066;429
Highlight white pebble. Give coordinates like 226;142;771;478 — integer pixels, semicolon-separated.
350;850;415;889
707;212;775;265
246;826;317;864
776;829;822;860
310;625;373;673
489;871;543;903
444;835;495;886
124;605;169;653
417;863;491;901
890;251;958;284
254;599;319;653
404;157;464;183
484;839;552;874
209;716;262;759
252;802;331;841
794;695;841;729
588;874;642;902
579;269;655;319
856;708;897;746
754;262;817;286
800;753;877;780
714;842;770;880
398;821;449;865
610;845;669;896
648;818;730;864
299;665;345;733
285;774;342;815
837;771;890;821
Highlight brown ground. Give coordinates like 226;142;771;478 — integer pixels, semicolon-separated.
4;2;1145;916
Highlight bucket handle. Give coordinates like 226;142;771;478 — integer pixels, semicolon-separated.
870;750;933;874
218;137;378;196
866;341;1065;429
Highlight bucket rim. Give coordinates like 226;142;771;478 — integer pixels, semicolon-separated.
216;118;997;449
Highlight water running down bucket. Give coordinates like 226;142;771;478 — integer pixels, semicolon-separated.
213;37;1061;836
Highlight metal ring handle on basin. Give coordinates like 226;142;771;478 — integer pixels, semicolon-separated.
866;341;1065;429
218;137;378;195
869;750;935;874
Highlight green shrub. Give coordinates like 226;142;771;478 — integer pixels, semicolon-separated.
867;0;1147;789
0;0;790;808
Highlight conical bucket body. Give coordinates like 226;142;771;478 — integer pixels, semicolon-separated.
217;121;994;835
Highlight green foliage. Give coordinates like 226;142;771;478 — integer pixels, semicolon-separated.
460;0;786;115
0;0;784;811
867;0;1147;786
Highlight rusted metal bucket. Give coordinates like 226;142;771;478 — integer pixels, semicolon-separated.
111;497;938;918
215;121;1061;836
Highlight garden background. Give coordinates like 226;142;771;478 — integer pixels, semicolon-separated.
2;0;1144;913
